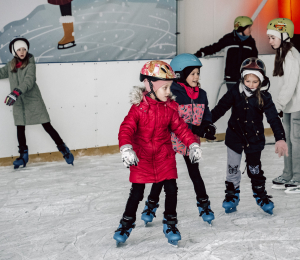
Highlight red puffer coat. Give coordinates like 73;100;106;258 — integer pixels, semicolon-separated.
119;86;197;183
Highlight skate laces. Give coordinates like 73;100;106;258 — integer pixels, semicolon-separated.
141;201;158;217
197;200;214;215
163;219;179;234
253;191;273;206
115;222;135;236
224;189;239;202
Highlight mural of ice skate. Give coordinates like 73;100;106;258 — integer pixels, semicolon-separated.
0;0;176;63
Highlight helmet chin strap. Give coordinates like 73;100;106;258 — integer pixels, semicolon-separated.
145;79;162;101
242;78;258;94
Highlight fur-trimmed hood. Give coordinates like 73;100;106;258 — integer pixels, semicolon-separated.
129;85;176;105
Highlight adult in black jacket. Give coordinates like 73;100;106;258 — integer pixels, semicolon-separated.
211;58;288;215
194;16;258;91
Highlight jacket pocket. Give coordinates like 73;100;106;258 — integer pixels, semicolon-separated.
292;119;300;139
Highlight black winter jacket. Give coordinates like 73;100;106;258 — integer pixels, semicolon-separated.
211;83;286;154
195;31;258;82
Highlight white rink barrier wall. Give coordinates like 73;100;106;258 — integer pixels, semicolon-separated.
0;55;279;159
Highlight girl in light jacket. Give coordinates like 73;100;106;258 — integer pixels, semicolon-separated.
0;36;74;169
267;18;300;193
114;60;202;247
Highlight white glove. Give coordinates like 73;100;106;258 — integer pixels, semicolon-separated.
189;143;202;164
120;144;139;168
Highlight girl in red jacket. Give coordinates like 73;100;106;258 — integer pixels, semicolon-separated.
141;54;216;227
114;60;202;247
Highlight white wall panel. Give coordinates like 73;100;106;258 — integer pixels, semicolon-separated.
0;55;279;158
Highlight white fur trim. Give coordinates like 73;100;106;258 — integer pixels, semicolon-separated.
72;32;75;36
129;85;176;105
267;29;290;42
59;15;75;24
12;40;28;56
242;70;264;83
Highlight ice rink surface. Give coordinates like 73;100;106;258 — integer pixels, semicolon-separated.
0;138;299;260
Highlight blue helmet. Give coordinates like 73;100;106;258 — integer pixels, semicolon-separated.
170;53;202;72
170;53;202;83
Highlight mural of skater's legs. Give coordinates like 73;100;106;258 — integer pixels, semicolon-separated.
48;0;76;50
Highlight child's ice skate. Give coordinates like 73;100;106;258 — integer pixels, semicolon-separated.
197;198;214;225
141;200;159;226
13;146;28;169
222;181;240;213
57;143;74;165
163;214;181;247
253;185;274;215
113;216;135;246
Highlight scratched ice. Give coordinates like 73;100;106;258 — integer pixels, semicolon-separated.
0;137;299;260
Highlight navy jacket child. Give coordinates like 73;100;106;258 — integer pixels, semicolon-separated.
211;57;288;216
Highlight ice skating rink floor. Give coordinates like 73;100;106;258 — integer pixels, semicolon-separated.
0;139;299;260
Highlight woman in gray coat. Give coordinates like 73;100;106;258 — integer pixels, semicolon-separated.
1;36;74;169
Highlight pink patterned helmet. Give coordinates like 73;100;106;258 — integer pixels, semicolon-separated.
140;60;176;82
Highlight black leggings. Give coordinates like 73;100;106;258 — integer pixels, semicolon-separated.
245;151;266;187
183;155;208;200
17;122;64;147
123;179;178;220
147;156;209;204
60;2;72;16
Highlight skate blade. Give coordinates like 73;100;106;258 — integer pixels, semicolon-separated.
168;240;178;247
224;207;236;213
144;222;148;227
284;187;300;194
271;184;286;190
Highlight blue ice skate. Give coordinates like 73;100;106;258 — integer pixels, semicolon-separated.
222;181;240;213
13;146;28;169
163;215;181;247
253;186;274;215
113;216;135;246
57;143;74;165
141;200;159;226
197;198;215;225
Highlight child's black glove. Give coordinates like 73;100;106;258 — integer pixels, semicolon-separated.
278;111;283;118
192;121;216;140
4;88;22;106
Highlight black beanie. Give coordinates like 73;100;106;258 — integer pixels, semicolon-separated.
177;66;200;84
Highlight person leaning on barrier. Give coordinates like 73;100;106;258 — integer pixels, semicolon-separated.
194;16;258;91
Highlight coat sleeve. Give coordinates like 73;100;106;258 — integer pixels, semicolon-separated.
118;105;140;148
211;88;235;123
0;64;9;80
202;92;213;123
263;93;286;142
17;63;37;93
274;56;299;112
195;35;228;57
251;38;258;58
169;109;197;147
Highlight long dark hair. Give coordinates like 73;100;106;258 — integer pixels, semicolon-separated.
10;54;30;73
273;42;293;77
